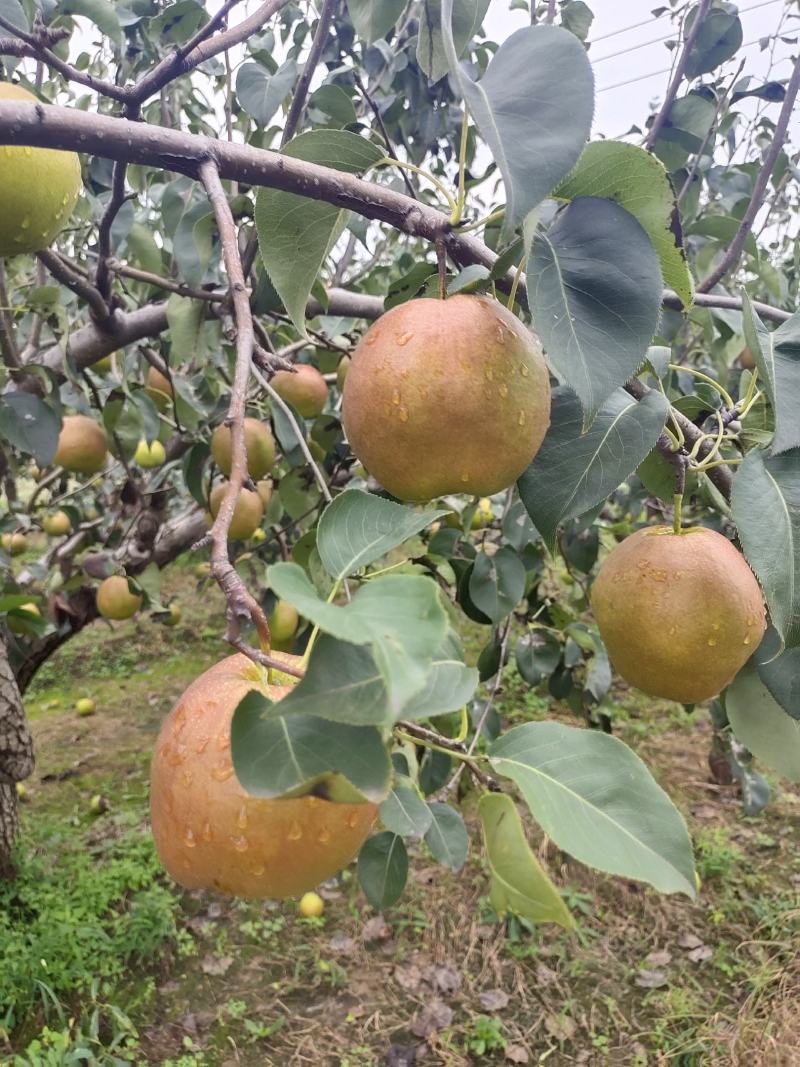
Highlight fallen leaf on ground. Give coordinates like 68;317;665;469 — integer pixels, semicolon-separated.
505;1045;529;1064
688;945;713;963
645;949;672;967
200;955;233;976
410;1001;454;1038
634;968;669;989
478;988;510;1011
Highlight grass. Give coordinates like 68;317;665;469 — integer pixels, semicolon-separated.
3;565;799;1065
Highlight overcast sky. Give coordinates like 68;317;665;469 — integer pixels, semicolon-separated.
484;0;799;140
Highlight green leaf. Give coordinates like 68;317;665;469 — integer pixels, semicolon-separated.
439;13;593;239
560;0;593;40
755;629;800;721
0;393;61;465
308;84;357;127
479;793;574;928
232;690;392;802
731;447;800;648
515;630;561;686
684;4;743;78
247;634;389;726
742;295;800;455
418;0;486;84
489;722;696;897
166;294;205;362
0;0;27;38
399;632;479;721
172;201;214;288
555;141;693;308
235;60;297;126
688;216;758;261
529;198;663;423
380;778;433;837
255;132;383;335
726;663;800;782
126;222;163;276
357;832;408;908
518;387;669;550
317;489;445;579
61;0;122;42
347;0;405;44
150;0;206;43
468;547;526;623
652;92;716;172
424;802;468;870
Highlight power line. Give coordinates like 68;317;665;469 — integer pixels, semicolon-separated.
598;38;794;93
588;9;670;45
593;0;787;64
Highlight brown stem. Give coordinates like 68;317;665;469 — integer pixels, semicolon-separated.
397;720;499;791
281;0;338;146
130;0;291;108
199;160;296;674
625;378;733;500
37;249;112;324
107;259;228;302
644;0;713;151
352;69;416;200
696;55;800;293
94;161;132;301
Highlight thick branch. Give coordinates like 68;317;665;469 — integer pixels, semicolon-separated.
696;56;800;294
644;0;713;151
94;162;131;301
281;0;337;146
662;289;790;324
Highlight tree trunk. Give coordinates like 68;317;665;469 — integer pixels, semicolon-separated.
0;634;33;878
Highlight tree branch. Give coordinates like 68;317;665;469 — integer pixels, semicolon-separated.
94;161;132;301
281;0;338;146
129;0;291;107
696;55;800;294
37;249;113;325
198;160;298;676
0;259;21;370
644;0;713;151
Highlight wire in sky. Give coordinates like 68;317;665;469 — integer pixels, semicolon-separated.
592;0;786;64
598;48;793;93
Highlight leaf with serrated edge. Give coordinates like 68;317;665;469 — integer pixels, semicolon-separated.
256;133;383;334
489;722;696;896
380;778;434;837
741;294;800;455
555;141;693;307
731;447;800;648
518;387;668;550
232;691;392;802
528;198;663;424
424;802;469;870
357;832;408;908
317;489;445;579
479;793;574;928
439;3;593;239
727;663;800;781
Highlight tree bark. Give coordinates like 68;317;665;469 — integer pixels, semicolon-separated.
0;635;33;878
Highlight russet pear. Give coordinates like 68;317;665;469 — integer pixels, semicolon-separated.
150;652;377;898
591;526;766;703
342;295;551;501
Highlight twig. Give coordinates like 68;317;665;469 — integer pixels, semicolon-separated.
20;257;46;362
398;719;499;791
545;0;557;23
250;362;333;503
0;17;124;100
696;55;800;293
352;70;416;200
131;0;291;108
281;0;338;147
198;159;297;675
37;249;112;324
107;259;228;302
625;378;733;499
644;0;713;151
95;162;133;301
